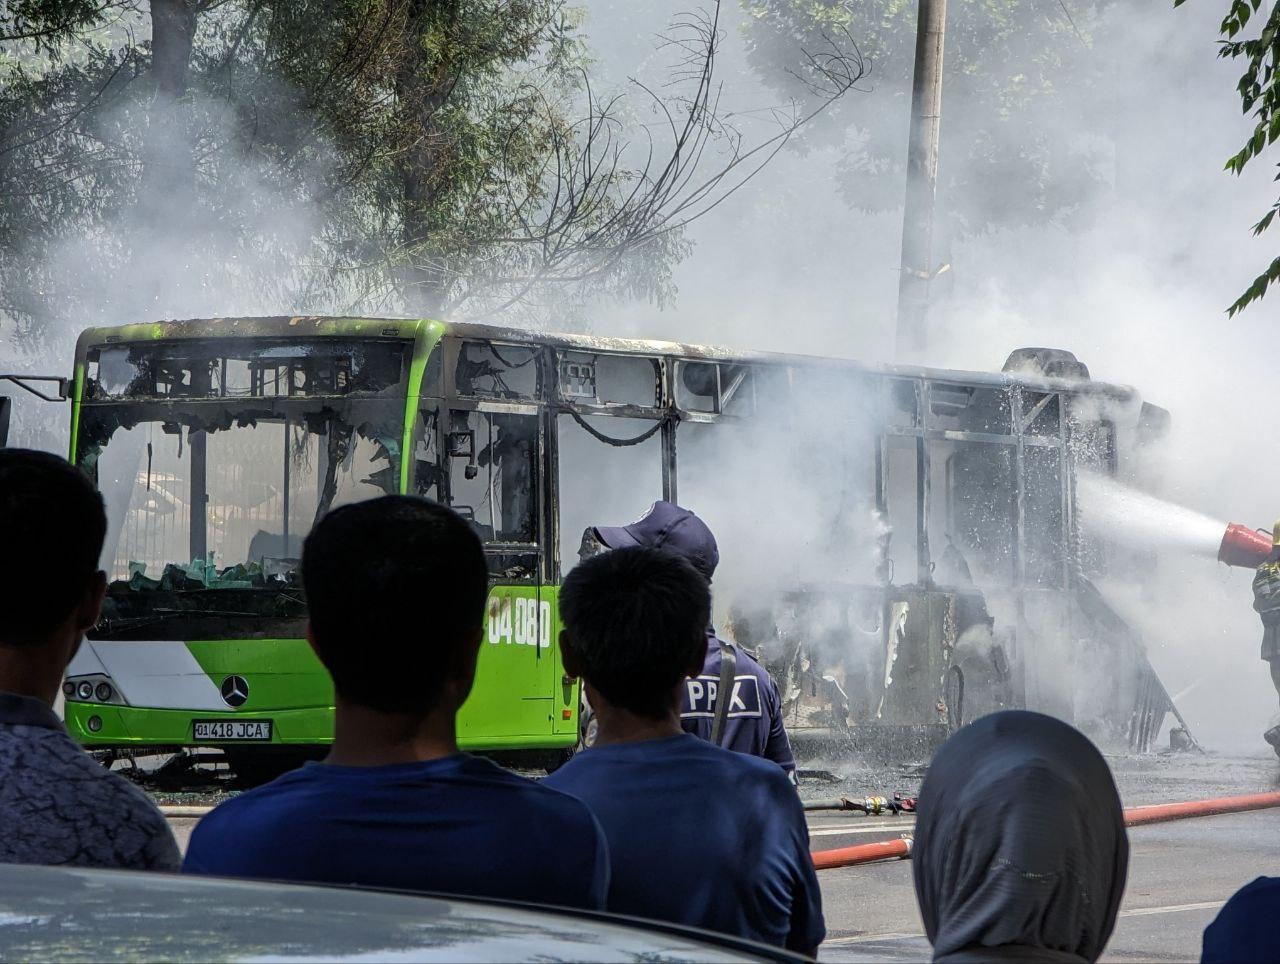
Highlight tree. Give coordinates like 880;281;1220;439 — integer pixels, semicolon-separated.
739;0;1110;240
263;0;867;318
0;0;867;345
1176;0;1280;315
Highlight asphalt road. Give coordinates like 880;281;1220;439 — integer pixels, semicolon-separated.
807;807;1280;962
161;751;1280;962
806;750;1280;962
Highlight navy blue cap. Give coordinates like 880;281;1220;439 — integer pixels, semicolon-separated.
595;501;719;579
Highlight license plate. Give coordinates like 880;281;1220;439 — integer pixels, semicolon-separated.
193;720;274;741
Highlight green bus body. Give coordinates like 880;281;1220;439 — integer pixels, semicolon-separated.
65;584;572;749
65;318;577;752
63;315;1158;755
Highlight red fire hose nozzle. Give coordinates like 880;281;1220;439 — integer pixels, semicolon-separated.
1219;522;1273;568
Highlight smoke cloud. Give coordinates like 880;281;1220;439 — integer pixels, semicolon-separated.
4;1;1275;750
573;0;1280;750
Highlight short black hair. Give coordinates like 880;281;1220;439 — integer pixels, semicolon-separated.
560;546;711;719
301;495;489;715
0;449;107;646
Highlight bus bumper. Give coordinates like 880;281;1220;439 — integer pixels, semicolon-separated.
63;702;335;747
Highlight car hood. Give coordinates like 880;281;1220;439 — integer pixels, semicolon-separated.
0;864;785;963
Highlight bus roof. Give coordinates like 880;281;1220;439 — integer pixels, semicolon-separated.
74;315;1140;403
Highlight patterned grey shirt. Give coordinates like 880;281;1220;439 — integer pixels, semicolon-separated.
0;692;179;870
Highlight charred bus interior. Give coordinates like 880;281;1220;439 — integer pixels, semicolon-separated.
426;330;1184;758
79;338;407;642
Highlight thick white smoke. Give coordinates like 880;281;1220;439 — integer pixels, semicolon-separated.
573;0;1280;750
5;0;1274;749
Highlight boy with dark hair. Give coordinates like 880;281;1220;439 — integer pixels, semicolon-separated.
588;501;796;777
544;546;824;955
184;496;608;909
0;449;178;870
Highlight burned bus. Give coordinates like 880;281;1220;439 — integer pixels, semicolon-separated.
62;317;1174;764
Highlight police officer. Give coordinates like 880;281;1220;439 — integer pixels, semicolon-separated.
588;501;797;780
1254;520;1280;757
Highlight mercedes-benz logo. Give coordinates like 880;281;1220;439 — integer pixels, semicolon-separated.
220;675;249;708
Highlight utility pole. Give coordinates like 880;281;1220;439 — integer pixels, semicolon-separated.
894;0;948;362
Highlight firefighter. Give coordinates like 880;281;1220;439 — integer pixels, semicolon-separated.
1253;520;1280;755
586;501;797;780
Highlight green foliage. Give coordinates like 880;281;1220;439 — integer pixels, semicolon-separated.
258;0;613;315
1175;0;1280;314
0;1;125;54
740;0;1109;236
0;0;859;342
0;1;330;352
0;1;697;341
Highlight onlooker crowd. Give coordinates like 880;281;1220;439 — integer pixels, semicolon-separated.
0;448;1276;962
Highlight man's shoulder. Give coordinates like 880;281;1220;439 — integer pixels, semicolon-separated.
0;724;178;869
736;647;776;683
503;759;603;823
704;737;788;776
201;758;598;834
646;733;789;783
3;725;167;821
541;752;597;791
87;761;173;823
456;753;565;799
196;767;320;826
711;637;772;679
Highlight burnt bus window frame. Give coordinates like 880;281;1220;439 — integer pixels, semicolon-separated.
548;348;670;577
1012;385;1073;592
668;360;765;511
432;337;554;585
557;352;664;411
673;360;758;421
84;339;411;401
927;381;1013;436
880;378;1073;592
428;339;1085;596
445;338;542;402
554;350;667;419
77;392;406;642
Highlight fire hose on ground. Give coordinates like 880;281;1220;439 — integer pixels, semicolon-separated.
809;790;1280;870
802;795;917;815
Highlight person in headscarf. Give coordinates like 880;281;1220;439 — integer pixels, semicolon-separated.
913;710;1129;963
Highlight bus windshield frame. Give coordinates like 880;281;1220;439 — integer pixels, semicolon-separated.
75;337;411;641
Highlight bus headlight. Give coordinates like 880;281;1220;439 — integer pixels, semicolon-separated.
63;674;127;706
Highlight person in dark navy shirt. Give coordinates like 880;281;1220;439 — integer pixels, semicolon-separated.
183;497;608;910
1202;876;1280;963
545;546;824;955
591;501;796;777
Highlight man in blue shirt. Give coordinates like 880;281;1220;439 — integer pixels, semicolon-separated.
184;496;608;910
591;501;796;778
544;546;824;955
